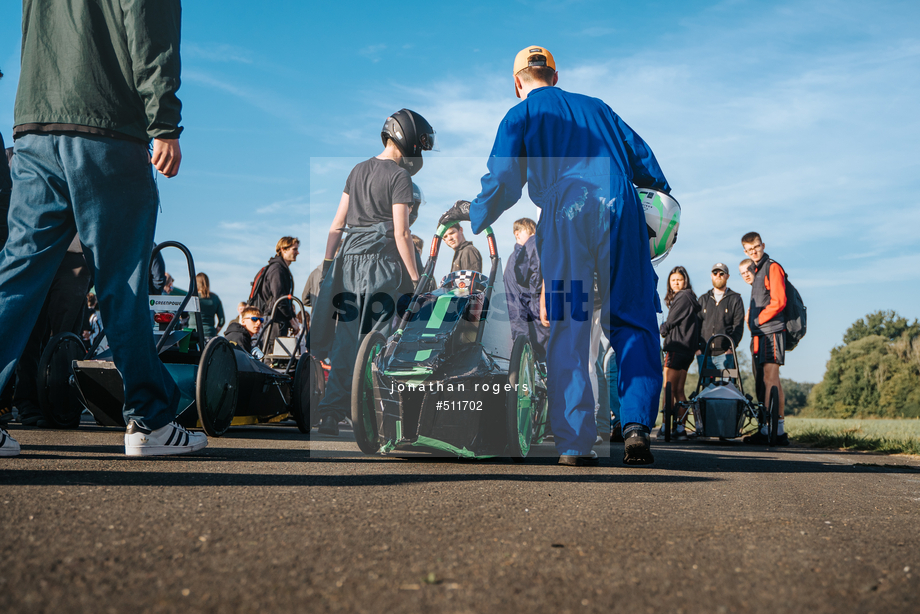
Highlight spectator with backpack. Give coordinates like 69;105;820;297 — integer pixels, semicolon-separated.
250;237;300;359
740;231;790;446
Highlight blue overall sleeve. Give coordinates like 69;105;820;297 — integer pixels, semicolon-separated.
613;114;671;193
470;118;526;235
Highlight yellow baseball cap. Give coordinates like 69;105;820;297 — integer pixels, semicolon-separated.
513;46;556;75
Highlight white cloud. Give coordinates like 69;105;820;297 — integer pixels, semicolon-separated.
184;42;254;65
359;44;387;63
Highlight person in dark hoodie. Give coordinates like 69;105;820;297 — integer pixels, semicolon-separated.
224;306;264;354
504;217;548;360
658;266;700;440
696;262;745;383
254;237;300;358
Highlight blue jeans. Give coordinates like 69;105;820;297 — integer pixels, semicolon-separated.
604;346;620;425
0;134;179;430
696;352;736;385
595;342;621;436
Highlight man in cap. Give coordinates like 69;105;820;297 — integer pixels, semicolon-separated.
696;263;745;385
440;46;671;466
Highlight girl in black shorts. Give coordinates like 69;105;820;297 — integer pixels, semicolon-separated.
659;266;701;440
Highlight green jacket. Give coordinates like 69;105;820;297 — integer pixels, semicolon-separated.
14;0;183;142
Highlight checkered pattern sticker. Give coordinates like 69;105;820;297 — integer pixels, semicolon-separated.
440;270;483;292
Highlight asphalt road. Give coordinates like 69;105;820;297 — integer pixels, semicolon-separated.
1;422;918;614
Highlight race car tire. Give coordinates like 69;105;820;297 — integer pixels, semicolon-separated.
506;336;535;461
37;332;87;429
768;385;779;447
663;382;672;443
352;331;386;455
291;354;325;435
312;357;326;414
291;354;312;434
196;337;239;437
530;362;550;444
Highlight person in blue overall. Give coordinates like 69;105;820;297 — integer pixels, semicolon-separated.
440;46;671;466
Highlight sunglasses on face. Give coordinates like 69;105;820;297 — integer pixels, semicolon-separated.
712;271;726;277
248;317;265;323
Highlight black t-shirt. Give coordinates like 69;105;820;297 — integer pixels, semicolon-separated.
343;157;414;227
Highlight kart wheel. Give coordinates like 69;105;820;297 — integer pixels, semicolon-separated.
351;331;386;455
531;362;549;443
768;385;779;447
291;355;325;435
196;337;239;437
663;382;672;443
291;354;311;434
311;356;326;414
506;336;535;460
37;332;87;429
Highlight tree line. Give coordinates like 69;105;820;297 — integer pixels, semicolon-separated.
807;310;920;418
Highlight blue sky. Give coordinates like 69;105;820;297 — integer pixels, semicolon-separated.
1;0;919;383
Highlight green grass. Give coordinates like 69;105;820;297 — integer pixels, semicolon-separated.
785;418;920;456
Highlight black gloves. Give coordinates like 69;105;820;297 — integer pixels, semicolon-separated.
438;200;471;226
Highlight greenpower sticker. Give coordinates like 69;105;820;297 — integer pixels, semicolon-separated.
148;295;201;312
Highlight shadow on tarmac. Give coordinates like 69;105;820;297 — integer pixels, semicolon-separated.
8;422;917;486
0;468;717;487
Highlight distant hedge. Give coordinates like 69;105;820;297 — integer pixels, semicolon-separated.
808;311;920;418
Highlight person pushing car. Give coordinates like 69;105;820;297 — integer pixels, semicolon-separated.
440;45;671;466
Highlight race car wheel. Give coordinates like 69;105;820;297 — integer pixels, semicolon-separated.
37;332;87;429
506;336;535;461
531;362;549;444
663;382;672;443
312;357;326;414
351;331;386;455
291;354;311;434
291;354;325;435
768;385;779;447
196;337;239;437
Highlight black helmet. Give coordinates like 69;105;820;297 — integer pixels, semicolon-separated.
381;109;437;176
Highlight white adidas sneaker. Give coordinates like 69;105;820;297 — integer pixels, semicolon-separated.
124;420;208;457
1;426;21;457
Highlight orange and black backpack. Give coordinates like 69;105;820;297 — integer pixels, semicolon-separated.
247;263;270;312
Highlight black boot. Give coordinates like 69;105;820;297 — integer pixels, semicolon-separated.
623;428;654;465
318;415;339;437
